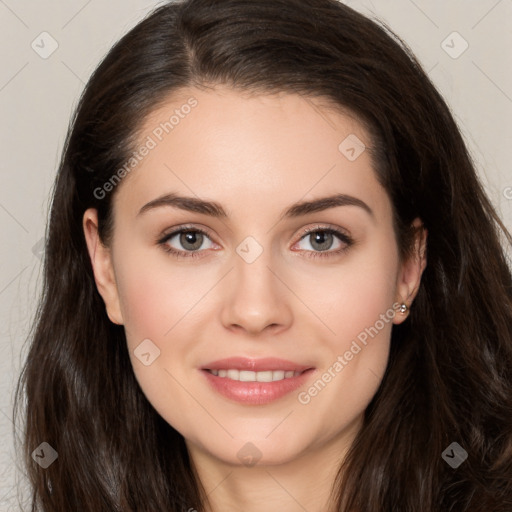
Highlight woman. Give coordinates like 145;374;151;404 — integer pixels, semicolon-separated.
14;0;512;510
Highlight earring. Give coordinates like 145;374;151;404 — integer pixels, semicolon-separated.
398;303;408;314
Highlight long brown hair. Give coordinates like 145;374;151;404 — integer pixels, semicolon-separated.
14;0;512;510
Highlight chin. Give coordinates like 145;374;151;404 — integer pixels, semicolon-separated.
197;433;311;468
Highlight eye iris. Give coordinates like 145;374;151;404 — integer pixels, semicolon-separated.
311;231;333;251
180;231;203;251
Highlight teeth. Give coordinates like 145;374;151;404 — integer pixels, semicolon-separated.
227;369;239;380
256;371;273;382
208;369;302;381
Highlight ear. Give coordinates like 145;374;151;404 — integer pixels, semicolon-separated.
393;217;427;325
82;208;124;325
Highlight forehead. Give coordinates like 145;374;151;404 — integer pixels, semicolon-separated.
112;86;389;223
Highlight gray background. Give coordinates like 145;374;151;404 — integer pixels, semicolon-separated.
1;0;511;509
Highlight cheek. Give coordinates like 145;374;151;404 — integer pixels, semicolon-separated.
296;230;399;344
112;246;221;412
114;244;213;343
292;232;399;420
112;251;210;433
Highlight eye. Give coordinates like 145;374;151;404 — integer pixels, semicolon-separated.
157;224;354;261
293;225;353;259
158;226;216;260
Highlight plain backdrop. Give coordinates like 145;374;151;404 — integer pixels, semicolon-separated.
0;0;511;509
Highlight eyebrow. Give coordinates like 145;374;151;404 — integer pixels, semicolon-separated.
137;192;374;220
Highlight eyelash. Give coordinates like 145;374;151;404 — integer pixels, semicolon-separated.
157;224;354;260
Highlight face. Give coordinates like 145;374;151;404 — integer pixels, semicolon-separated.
84;86;426;469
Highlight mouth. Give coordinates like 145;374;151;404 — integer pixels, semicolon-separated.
200;357;315;405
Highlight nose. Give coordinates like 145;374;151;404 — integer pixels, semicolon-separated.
219;246;293;336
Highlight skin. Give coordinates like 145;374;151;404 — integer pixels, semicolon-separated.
83;86;427;512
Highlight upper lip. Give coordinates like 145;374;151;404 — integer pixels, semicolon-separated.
201;357;313;372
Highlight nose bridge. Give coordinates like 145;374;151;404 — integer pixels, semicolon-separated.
234;234;280;306
220;234;292;333
236;238;274;294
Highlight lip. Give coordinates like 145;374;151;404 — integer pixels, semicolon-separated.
200;357;315;405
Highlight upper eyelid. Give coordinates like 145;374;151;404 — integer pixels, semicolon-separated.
159;223;213;238
298;223;351;237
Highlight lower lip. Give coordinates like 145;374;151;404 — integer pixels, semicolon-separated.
201;369;315;405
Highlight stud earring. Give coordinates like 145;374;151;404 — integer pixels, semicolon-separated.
398;303;408;314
